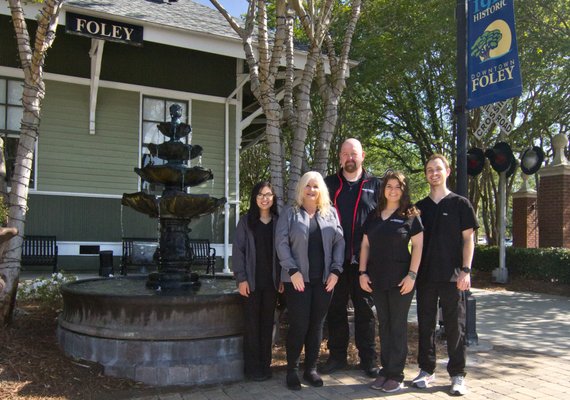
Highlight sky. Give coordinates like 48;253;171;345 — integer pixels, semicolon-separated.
193;0;249;18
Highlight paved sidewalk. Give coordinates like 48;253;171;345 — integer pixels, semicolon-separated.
117;288;569;400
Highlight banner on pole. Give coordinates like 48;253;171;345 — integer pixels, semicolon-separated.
466;0;522;109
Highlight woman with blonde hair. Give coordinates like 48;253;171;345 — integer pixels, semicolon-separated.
276;171;345;390
359;170;423;393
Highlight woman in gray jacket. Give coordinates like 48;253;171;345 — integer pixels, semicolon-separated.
233;181;281;381
276;171;345;390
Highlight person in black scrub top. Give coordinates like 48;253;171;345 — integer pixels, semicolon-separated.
233;181;282;381
411;154;478;397
359;171;424;393
276;171;344;390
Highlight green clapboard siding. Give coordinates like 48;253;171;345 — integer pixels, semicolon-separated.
191;100;237;199
27;194;156;241
26;194;234;243
38;81;140;194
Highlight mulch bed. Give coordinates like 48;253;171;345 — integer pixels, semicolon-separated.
1;273;567;400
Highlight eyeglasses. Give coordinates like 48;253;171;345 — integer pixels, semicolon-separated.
257;193;274;199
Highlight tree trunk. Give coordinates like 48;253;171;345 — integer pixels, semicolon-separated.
1;0;64;326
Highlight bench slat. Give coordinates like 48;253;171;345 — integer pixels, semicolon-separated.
22;235;58;273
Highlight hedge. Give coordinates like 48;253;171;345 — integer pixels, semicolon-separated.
473;246;570;284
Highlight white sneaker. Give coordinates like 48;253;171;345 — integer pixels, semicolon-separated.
412;370;435;388
450;375;467;396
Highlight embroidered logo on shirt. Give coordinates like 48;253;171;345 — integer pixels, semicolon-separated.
362;188;375;193
443;213;448;216
390;219;404;223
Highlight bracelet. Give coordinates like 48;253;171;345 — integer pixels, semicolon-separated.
358;270;368;276
407;271;417;280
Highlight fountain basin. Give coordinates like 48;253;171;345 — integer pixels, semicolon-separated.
148;142;203;161
121;192;226;219
57;277;245;386
135;165;213;187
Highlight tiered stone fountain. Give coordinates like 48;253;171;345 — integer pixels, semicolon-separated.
121;103;225;289
57;105;244;386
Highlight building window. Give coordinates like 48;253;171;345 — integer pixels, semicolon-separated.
141;96;188;193
0;77;35;189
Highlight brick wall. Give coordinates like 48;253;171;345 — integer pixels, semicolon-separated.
512;194;538;248
537;166;570;248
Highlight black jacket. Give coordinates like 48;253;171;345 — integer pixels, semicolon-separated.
325;169;381;264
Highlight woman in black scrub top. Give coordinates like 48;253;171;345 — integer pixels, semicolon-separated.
359;171;424;393
233;181;282;381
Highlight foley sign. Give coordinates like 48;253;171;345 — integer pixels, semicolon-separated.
66;12;143;46
466;0;522;109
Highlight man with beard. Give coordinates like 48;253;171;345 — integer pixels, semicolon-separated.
322;138;381;377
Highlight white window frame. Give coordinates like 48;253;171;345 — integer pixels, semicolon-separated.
0;77;37;190
140;95;189;193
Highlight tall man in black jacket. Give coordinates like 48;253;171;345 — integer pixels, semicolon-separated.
322;138;381;377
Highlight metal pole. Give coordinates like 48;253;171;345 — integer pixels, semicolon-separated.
493;171;509;283
455;0;468;198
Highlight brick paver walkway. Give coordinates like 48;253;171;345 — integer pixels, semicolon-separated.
120;288;569;400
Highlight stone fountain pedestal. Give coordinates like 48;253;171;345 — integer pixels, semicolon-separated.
58;277;244;386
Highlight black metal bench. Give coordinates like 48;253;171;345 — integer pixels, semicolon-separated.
189;239;216;277
120;237;157;275
22;235;58;273
120;237;216;276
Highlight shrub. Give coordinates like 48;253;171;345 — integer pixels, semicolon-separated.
17;271;77;308
473;246;570;284
0;199;8;226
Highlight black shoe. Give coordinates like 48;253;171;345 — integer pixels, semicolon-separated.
360;363;380;378
286;371;301;390
303;370;324;387
319;358;347;374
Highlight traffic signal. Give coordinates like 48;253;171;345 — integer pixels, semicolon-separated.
520;146;544;175
485;142;515;175
467;147;485;176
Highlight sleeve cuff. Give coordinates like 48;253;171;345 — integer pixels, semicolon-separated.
330;269;341;277
288;268;300;276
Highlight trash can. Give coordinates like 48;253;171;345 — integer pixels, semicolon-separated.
99;250;114;277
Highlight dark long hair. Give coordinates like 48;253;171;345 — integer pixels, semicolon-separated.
376;170;419;218
247;181;278;229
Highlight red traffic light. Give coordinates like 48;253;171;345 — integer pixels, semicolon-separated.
467;147;485;176
485;142;515;175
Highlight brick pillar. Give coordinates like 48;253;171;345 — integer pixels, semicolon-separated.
512;175;538;248
537;133;570;248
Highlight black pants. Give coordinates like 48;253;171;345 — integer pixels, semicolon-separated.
326;263;376;365
416;281;466;377
284;281;332;372
242;287;278;377
372;287;414;382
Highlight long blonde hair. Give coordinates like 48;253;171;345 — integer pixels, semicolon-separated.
295;171;333;217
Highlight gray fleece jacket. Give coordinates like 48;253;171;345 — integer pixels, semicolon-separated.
232;213;280;291
276;206;345;283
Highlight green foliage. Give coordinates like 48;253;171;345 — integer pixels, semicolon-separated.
17;271;77;308
0;199;8;226
470;29;502;60
473;246;570;284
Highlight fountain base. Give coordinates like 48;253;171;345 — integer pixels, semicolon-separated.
57;277;244;386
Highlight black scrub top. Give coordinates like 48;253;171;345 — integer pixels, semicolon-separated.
362;211;423;290
416;192;478;283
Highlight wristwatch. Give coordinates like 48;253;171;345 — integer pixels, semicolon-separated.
358;270;368;276
461;266;472;274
